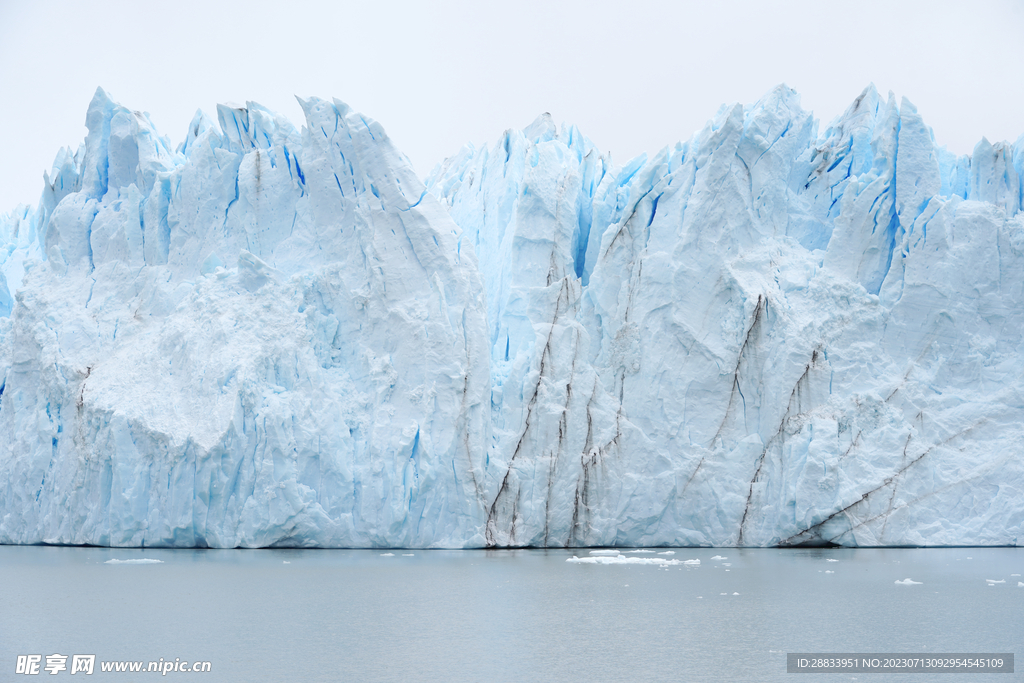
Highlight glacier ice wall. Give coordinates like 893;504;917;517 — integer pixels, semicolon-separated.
2;85;1023;547
0;90;491;548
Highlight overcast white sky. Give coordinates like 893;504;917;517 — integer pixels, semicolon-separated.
1;0;1022;213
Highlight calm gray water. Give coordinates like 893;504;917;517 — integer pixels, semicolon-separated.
0;546;1020;682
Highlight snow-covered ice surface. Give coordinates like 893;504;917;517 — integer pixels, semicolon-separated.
1;85;1023;548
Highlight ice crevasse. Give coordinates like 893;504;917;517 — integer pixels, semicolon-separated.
1;84;1022;548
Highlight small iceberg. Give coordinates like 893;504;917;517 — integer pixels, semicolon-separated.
985;579;1005;584
567;556;699;566
380;553;395;557
104;559;163;565
657;551;675;555
590;549;621;556
894;578;922;585
826;559;839;562
402;553;415;557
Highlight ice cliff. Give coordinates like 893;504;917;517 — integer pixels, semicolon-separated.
1;85;1022;548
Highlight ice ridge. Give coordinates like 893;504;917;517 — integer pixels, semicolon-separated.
1;84;1022;548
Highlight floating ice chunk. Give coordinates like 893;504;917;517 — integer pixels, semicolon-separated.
732;592;740;595
894;578;922;585
723;563;731;566
283;561;290;564
104;559;163;564
825;570;834;574
590;550;621;556
626;550;656;554
658;551;675;555
985;579;1005;584
1011;574;1021;577
826;559;839;562
720;593;728;595
711;556;727;561
566;556;698;566
1018;582;1024;587
402;553;415;556
380;553;395;557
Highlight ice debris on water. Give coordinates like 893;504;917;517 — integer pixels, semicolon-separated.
985;579;1005;584
711;556;728;561
104;559;163;564
894;578;923;585
567;556;699;566
2;84;1023;549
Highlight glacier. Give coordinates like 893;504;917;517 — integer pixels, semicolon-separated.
1;85;1022;548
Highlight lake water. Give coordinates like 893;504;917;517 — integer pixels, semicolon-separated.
0;546;1020;682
